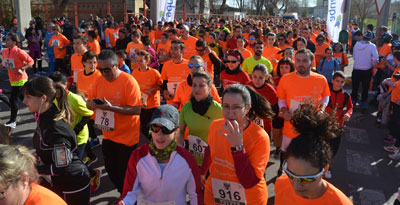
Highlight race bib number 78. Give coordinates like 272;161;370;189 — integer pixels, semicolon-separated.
95;109;115;131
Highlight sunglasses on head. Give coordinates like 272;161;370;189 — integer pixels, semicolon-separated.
188;63;203;69
98;67;113;74
151;124;175;135
282;160;325;184
225;60;238;64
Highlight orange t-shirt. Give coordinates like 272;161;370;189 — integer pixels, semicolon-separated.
157;41;171;64
275;175;353;205
126;41;145;70
88;39;101;54
2;46;34;83
131;68;163;109
105;28;119;48
70;53;84;73
240;48;253;61
333;52;349;71
172;79;221;110
154;30;164;40
391;81;400;103
201;51;219;78
277;72;330;138
91;72;141;146
315;43;330;67
262;46;282;74
25;183;67;205
181;36;198;59
161;59;190;104
204;119;270;204
76;70;102;99
49;34;70;59
378;43;392;57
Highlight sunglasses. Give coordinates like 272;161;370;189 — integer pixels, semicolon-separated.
249;37;255;40
98;67;113;74
282;160;325;184
151;124;175;135
225;60;238;64
188;63;203;69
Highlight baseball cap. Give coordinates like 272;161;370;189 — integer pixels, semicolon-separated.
363;31;373;39
381;32;392;40
148;104;179;131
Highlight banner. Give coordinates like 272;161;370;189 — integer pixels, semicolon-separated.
327;0;345;43
158;0;177;23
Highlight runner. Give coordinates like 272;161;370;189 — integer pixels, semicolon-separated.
180;25;198;59
131;50;163;139
125;30;144;71
86;50;141;194
243;40;273;75
22;76;91;204
201;83;274;204
237;36;253;61
49;25;70;75
262;32;281;74
333;43;349;72
87;30;101;55
0;144;66;204
1;33;34;128
274;103;352;205
70;35;88;84
120;104;203;205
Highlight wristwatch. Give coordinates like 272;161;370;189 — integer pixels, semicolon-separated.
231;145;244;152
20;68;25;72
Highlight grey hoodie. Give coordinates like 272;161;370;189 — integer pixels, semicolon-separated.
353;41;379;70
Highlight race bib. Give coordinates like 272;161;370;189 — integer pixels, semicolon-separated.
188;135;208;158
141;93;148;107
3;58;15;70
129;48;137;62
73;71;78;83
289;99;301;113
253;117;264;128
155;39;161;45
95;109;115;131
137;199;175;205
211;178;246;205
167;82;179;95
52;39;60;47
113;32;119;39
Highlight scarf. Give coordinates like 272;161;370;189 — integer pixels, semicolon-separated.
191;95;213;116
225;65;241;75
149;139;177;161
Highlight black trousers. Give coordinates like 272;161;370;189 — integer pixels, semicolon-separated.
388;102;400;148
140;108;156;140
55;58;69;76
102;139;136;193
351;69;372;103
9;86;23;122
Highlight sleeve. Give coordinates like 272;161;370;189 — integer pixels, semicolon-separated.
71;95;94;117
344;54;349;65
121;150;143;205
48;36;54;46
242;59;249;73
105;31;111;48
266;59;273;74
155;70;163;85
62;35;70;46
317;60;322;73
276;76;287;100
322;77;331;97
232;149;260;188
371;45;379;66
200;146;212;175
345;94;353;117
125;77;142;107
160;63;168;80
20;49;34;66
208;52;225;75
211;85;221;103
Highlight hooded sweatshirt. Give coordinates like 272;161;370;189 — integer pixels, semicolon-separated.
353;40;379;70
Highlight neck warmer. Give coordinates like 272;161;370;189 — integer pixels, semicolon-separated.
191;95;213;116
149;139;177;161
225;66;241;75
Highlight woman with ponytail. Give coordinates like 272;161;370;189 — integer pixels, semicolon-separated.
274;103;352;204
22;76;90;204
201;83;274;204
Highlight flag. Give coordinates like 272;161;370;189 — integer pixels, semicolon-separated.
327;0;345;43
158;0;177;23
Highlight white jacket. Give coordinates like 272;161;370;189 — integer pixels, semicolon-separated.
121;144;203;205
353;41;379;70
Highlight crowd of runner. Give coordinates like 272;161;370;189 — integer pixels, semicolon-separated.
0;13;399;204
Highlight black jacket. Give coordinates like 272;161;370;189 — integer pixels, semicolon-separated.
34;104;90;191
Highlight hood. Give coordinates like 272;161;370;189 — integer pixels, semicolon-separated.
355;41;371;50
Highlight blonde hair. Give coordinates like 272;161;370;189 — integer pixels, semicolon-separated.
0;145;39;187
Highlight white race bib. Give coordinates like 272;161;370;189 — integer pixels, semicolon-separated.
3;58;15;70
129;48;137;62
167;82;179;95
289;99;302;113
211;178;246;205
188;135;208;158
137;199;175;205
141;93;148;107
95;109;115;131
113;32;119;39
253;117;264;128
52;39;60;47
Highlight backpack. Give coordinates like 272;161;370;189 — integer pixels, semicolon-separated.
328;91;350;110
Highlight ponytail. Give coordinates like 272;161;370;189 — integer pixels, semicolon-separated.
245;85;274;121
54;84;74;125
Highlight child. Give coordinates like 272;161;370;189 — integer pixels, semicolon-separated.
333;42;349;72
325;71;353;178
116;50;131;74
273;57;295;89
317;47;340;85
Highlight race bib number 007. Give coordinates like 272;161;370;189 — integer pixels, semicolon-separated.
188;135;208;158
211;178;246;205
95;109;115;131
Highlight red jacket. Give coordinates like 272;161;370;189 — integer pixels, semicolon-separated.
326;89;353;126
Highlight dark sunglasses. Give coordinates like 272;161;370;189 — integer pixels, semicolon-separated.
225;60;238;64
98;67;113;74
282;160;325;184
151;124;175;135
188;63;203;69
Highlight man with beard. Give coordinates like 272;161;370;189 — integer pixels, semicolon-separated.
243;40;273;75
277;49;330;154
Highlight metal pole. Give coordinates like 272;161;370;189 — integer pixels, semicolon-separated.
74;2;78;28
376;0;391;37
342;0;352;31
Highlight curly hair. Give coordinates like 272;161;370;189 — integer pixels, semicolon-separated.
287;103;343;169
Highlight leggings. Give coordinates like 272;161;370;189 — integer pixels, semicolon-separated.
9;86;23;122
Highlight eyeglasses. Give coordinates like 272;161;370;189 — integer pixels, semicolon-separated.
249;37;255;40
282;160;325;184
151;124;175;135
188;63;203;69
98;67;113;74
225;60;238;64
222;104;245;112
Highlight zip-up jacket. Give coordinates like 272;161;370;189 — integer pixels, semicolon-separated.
326;89;353;126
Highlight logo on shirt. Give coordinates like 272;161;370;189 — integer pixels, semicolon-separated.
115;91;121;100
223;183;231;190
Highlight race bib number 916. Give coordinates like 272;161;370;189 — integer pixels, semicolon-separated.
212;178;246;205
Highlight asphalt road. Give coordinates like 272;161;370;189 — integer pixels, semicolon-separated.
0;55;399;205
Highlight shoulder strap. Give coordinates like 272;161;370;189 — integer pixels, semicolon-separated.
320;57;326;70
343;92;350;109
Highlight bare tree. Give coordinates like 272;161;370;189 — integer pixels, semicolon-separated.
52;0;69;15
351;0;374;30
235;0;245;12
219;0;228;13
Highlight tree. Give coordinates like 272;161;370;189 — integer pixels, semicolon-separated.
351;0;374;30
52;0;69;15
